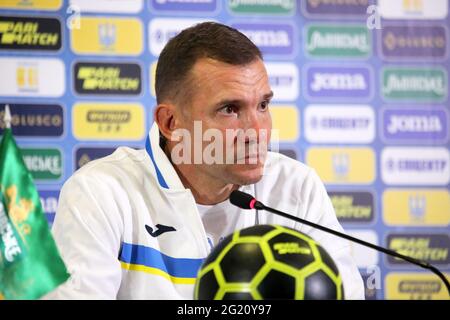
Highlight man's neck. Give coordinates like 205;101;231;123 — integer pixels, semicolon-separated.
175;164;238;205
164;145;238;205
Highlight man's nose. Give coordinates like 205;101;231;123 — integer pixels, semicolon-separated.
242;109;261;131
239;110;264;144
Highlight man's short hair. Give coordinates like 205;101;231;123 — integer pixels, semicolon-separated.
155;22;263;105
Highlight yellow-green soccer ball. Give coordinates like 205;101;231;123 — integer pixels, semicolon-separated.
194;225;344;300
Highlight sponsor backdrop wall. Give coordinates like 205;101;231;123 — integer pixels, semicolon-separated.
0;0;449;300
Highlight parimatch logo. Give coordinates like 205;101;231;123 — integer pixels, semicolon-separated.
0;16;61;51
387;234;450;266
74;62;141;95
328;191;374;223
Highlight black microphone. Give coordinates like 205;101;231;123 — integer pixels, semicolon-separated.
230;190;450;297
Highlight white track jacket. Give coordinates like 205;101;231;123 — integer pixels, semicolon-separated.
44;123;365;300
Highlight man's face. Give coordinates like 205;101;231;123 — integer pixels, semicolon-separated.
172;57;273;187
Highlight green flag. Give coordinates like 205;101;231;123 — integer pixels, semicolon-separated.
0;126;70;300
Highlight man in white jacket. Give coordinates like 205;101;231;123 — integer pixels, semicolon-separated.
46;22;365;299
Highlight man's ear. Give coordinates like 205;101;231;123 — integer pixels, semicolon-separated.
154;104;177;141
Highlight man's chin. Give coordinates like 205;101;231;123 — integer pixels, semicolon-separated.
230;165;265;186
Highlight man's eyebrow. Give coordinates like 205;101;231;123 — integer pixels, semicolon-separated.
214;99;242;108
214;91;274;108
264;91;274;100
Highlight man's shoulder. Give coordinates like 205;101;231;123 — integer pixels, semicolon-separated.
261;151;324;193
265;151;313;178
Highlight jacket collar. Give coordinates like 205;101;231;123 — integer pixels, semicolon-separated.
145;122;257;196
145;122;186;190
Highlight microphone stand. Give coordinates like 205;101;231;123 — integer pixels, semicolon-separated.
251;200;450;297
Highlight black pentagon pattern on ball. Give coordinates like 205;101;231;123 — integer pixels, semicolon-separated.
220;243;266;282
239;225;276;237
202;233;234;267
304;270;337;300
223;292;253;300
268;233;315;270
194;224;343;300
316;245;339;276
197;269;219;300
257;270;296;299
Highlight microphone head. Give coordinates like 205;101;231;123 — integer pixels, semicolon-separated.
230;190;257;209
